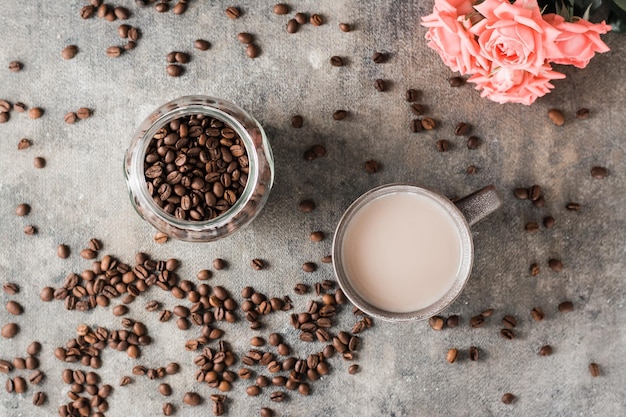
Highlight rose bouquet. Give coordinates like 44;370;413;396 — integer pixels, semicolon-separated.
421;0;612;104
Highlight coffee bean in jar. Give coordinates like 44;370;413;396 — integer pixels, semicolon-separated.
125;96;274;242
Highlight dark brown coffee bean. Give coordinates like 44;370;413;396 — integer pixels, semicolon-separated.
502;393;516;404
448;76;465;87
321;255;332;263
436;140;449;152
55;244;70;259
9;60;23;72
543;216;555;228
237;32;254;45
339;22;351;32
500;329;515;340
558;300;574;313
158;383;172;396
576;108;590;120
173;52;189;64
525;222;539;232
294;12;307;24
364;160;380;173
29;107;43;119
467;136;480;149
29;370;44;384
39;287;54;301
33;156;46;168
80;5;95;18
225;6;240;19
118;24;130;38
0;112;9;124
0;99;11;113
529;263;540;276
330;56;344;67
270;390;286;402
246;44;259;59
302;262;317;273
246;385;261;396
299;199;315;213
33;391;46;406
538;345;553;356
446;348;458;363
213;258;227;270
590;166;607;179
548;108;565;126
183;392;202;405
310;14;323;25
6;300;23;315
172;2;187;15
62;45;78;60
162;402;174;416
454;122;470;136
194;39;211;51
405;88;419;102
286;19;299;33
469;315;484;328
513;188;529;200
530;307;544;321
13;376;26;393
446;315;459;328
166;64;183;77
410;119;423;133
333;110;347;120
466;165;477;175
480;308;493;317
469;346;479;361
502;315;517;328
548;259;563;272
565;202;581;211
429;316;444;331
0;360;11;373
113;305;128;316
589;363;600;377
0;323;20;339
288;115;304;129
251;259;265;270
273;4;289;14
374;79;387;92
529;185;542;201
106;46;122;58
18;138;32;150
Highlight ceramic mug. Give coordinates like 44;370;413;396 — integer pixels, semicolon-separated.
332;184;502;322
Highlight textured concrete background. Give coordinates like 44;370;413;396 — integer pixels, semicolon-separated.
1;1;625;416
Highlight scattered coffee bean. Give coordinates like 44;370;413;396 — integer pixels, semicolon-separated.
24;225;37;235
310;231;324;242
410;119;423;133
57;244;70;259
294;283;308;294
339;22;352;32
159;383;172;396
502;315;516;328
448;76;465;87
590;166;607;179
558;300;574;313
302;262;317;273
29;370;44;384
29;107;43;119
6;300;23;315
8;61;23;72
166;64;183;76
62;45;79;60
422;117;436;130
27;341;42;356
454;122;470;136
530;307;545;321
225;6;240;19
39;287;54;301
409;103;424;116
543;216;555;228
106;46;122;58
76;107;91;119
501;393;516;404
0;112;9;124
246;385;261;396
529;185;542;201
63;112;77;125
333;110;347;120
172;2;187;15
405;88;419;102
16;203;31;217
565;202;581;211
548;259;563;272
3;283;19;295
286;19;299;33
0;360;12;374
162;402;174;416
237;32;254;45
576;108;590;120
480;309;494;317
273;4;289;14
500;329;515;340
310;14;323;26
470;315;484;328
194;39;211;51
33;391;46;406
371;79;386;92
154;232;169;244
446;348;458;363
468;346;479;361
589;363;600;377
548;108;565;126
429;316;444;331
294;12;307;25
299;199;315;213
155;2;169;12
33;156;46;168
348;364;359;374
14;376;26;393
372;52;387;64
18;138;32;150
183;391;202;405
246;44;259;59
213;258;227;270
364;160;380;173
321;255;332;263
525;222;539;232
513;188;529;200
538;345;553;356
330;56;344;67
530;263;540;276
446;315;459;328
251;259;265;270
466;165;477;175
1;323;19;338
436;140;449;152
467;136;480;149
269;390;286;402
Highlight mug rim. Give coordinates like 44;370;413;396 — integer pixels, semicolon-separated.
332;183;474;322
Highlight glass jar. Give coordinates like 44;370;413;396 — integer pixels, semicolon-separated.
124;95;274;242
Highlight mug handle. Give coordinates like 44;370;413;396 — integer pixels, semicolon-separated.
455;185;502;227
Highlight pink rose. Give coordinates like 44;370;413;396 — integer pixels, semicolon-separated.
470;0;561;75
543;14;611;69
421;0;489;75
468;64;566;105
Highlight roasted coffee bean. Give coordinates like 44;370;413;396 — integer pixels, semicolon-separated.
8;60;23;72
18;138;32;150
469;315;484;328
514;188;529;200
15;203;31;217
166;64;183;77
566;202;581;211
466;165;477;175
436;140;449;152
24;225;37;235
246;385;261;396
589;363;600;377
558;300;574;313
3;283;19;295
287;19;299;33
576;108;590;120
246;44;259;59
56;244;70;258
446;315;459;328
333;110;347;120
174;52;189;64
538;345;553;356
543;216;555;228
270;391;286;402
194;39;211;51
410;103;425;115
225;6;240;19
405;88;419;102
429;316;444;331
33;391;46;406
531;307;545;321
410;119;423;133
481;309;494;317
454;122;470;136
530;263;540;276
293;12;307;24
467;136;480;149
62;45;79;60
29;370;44;384
302;262;317;272
364;160;380;173
237;32;254;44
548;259;563;272
339;23;351;32
310;14;323;25
273;4;289;14
29;107;43;119
374;79;386;92
422;117;436;130
446;348;458;363
591;166;608;179
33;156;46;168
529;185;542;201
172;2;187;15
502;393;516;404
502;315;517;328
6;300;23;315
14;376;27;393
106;46;122;58
321;255;332;263
40;287;54;301
183;392;201;405
290;115;304;128
548;108;565;126
469;346;479;361
500;329;515;340
159;383;172;396
448;76;465;87
0;112;9;124
0;360;12;373
525;222;539;232
299;199;315;213
213;258;226;270
251;259;265;270
0;323;20;339
330;56;344;67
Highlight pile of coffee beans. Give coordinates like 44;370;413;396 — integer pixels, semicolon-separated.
143;113;249;221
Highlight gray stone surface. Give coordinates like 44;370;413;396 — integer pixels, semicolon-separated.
1;1;625;416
